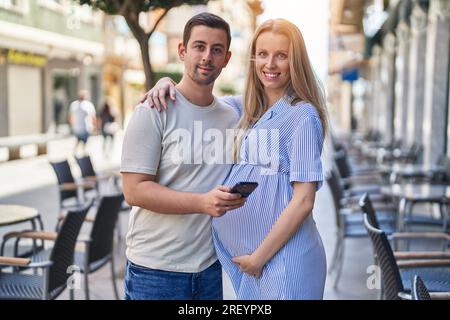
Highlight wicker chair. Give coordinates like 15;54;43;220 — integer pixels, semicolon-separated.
363;213;450;299
75;155;119;193
13;194;124;299
412;275;431;300
0;203;91;300
326;169;396;288
50;159;96;212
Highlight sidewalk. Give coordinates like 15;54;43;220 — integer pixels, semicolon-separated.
0;133;378;299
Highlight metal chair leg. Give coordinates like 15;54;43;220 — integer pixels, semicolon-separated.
84;248;90;300
110;253;119;300
328;235;342;274
84;269;90;300
333;239;345;289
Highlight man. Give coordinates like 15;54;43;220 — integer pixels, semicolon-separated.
69;89;96;155
121;13;245;300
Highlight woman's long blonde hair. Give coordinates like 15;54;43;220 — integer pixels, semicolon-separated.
234;19;328;160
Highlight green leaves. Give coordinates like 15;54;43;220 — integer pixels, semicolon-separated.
75;0;212;15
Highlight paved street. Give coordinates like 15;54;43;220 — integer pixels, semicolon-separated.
0;133;378;300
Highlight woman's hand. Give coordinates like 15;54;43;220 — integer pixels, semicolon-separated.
140;77;177;111
201;186;246;217
232;254;265;278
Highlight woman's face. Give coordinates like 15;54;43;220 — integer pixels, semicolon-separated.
254;31;290;98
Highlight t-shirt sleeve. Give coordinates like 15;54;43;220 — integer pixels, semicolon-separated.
87;102;96;116
219;95;243;117
120;104;163;175
289;115;324;190
69;101;77;113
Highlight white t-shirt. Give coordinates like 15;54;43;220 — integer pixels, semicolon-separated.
120;89;239;272
69;100;96;134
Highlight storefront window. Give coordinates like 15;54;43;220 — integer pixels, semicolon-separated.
53;71;78;132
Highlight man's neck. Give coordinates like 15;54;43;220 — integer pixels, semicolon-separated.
176;78;215;106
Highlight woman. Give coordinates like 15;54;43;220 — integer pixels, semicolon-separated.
145;19;327;299
98;98;118;152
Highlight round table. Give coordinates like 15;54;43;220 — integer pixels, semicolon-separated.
381;184;450;231
378;164;446;184
0;205;40;227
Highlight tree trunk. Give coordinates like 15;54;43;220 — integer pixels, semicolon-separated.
124;13;153;91
137;37;153;91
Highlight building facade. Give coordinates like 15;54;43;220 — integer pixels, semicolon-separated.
0;0;104;137
329;0;450;165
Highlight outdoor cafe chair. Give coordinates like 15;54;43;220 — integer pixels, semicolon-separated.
412;275;431;300
9;194;124;299
326;169;396;289
363;213;450;300
359;193;450;249
0;203;90;300
50;159;96;212
75;155;120;194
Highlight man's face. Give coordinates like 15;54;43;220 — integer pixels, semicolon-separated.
179;25;231;86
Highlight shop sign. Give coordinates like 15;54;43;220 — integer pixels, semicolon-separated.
6;49;47;67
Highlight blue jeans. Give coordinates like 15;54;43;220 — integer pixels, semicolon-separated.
124;260;223;300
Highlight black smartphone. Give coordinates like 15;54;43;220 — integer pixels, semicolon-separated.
230;182;258;198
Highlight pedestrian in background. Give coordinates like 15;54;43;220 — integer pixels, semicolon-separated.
69;89;96;155
99;97;118;154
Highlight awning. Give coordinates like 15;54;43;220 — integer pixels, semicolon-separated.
0;20;104;59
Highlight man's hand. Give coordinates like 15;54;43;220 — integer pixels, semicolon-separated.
200;185;246;217
140;77;177;112
232;254;265;278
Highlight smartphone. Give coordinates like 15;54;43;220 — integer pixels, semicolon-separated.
230;182;258;198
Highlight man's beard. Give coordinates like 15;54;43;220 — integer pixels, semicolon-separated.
189;65;218;85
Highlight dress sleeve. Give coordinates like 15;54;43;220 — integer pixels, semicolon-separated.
120;104;163;175
289;115;324;190
219;95;243;117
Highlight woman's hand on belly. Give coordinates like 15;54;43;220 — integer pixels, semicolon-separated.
232;254;264;278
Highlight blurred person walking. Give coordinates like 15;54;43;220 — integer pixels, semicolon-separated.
69;90;96;155
99;98;118;154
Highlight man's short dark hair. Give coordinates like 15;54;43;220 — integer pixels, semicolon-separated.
183;12;231;50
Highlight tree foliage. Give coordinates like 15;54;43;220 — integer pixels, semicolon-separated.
76;0;212;89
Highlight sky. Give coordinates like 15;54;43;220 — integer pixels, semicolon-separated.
259;0;330;83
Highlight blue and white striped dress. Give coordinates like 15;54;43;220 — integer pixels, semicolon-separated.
212;95;327;300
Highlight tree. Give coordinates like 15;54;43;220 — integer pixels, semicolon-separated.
77;0;212;90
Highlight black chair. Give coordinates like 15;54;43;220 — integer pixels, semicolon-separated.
359;193;450;250
75;155;119;194
75;155;130;242
412;275;431;300
334;150;383;193
0;204;90;300
75;193;124;299
362;213;450;300
17;194;124;299
377;142;423;165
326;170;396;288
50;160;96;211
